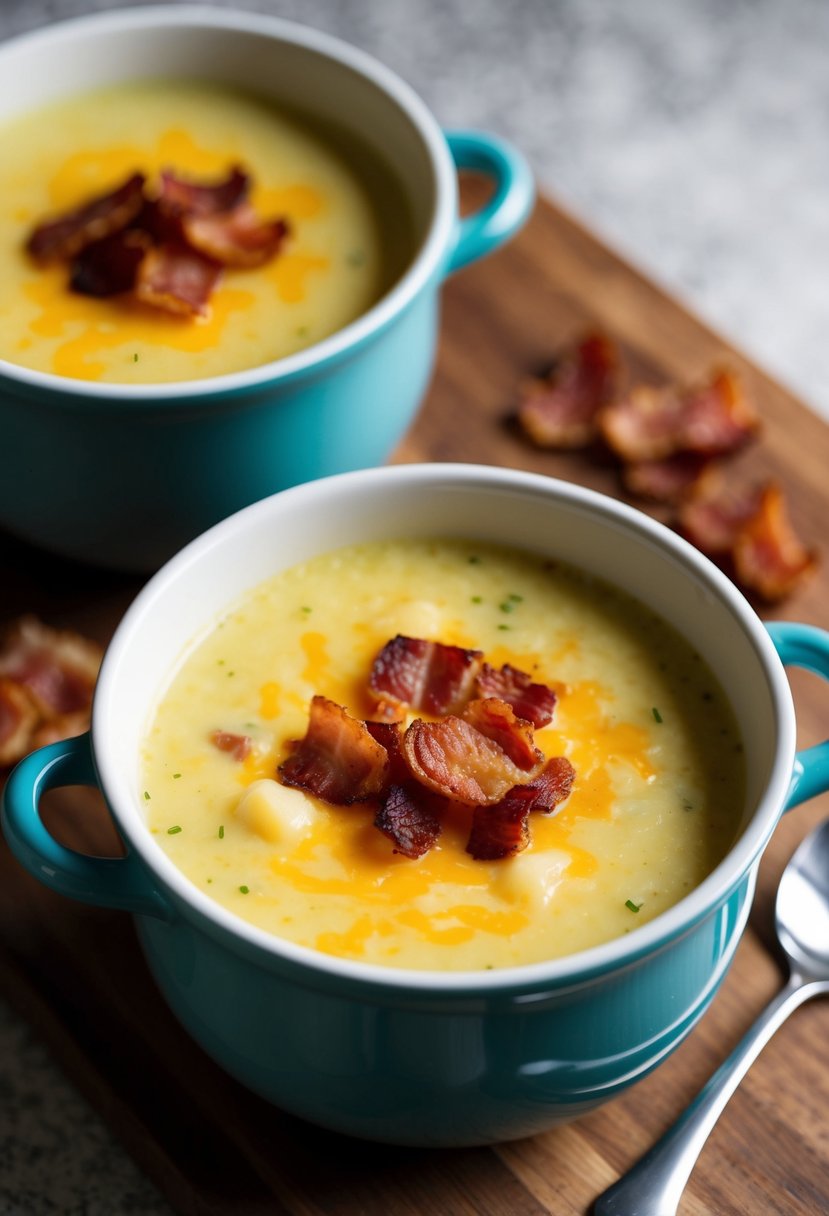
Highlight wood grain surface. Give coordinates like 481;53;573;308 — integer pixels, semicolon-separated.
2;186;828;1215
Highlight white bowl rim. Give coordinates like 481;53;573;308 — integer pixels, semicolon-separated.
0;4;458;403
92;463;798;993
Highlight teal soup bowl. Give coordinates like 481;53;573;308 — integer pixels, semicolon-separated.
4;465;829;1146
0;9;533;572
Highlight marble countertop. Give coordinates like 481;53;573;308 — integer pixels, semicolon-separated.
1;1;827;1212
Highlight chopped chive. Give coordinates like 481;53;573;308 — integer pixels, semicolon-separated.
217;659;225;666
218;825;225;839
239;885;250;895
133;352;139;363
625;899;642;913
652;707;663;723
508;593;523;602
143;790;151;800
301;605;312;615
167;825;182;835
497;623;510;631
227;670;235;677
499;600;516;614
471;595;482;604
172;773;182;779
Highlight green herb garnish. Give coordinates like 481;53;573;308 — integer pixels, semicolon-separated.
167;825;182;835
499;600;516;614
172;773;182;780
497;623;511;631
652;707;663;723
471;595;482;604
625;899;642;913
218;825;225;839
143;790;151;801
239;885;250;895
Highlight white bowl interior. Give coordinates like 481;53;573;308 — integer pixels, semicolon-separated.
95;466;796;983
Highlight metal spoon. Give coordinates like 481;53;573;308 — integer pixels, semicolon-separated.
594;818;829;1216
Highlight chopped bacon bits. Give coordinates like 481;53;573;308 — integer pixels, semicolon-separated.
475;662;557;728
209;730;253;761
369;636;483;718
374;784;442;859
402;715;543;806
679;478;817;601
25;165;288;319
601;370;759;464
279;695;388;805
621;452;713;504
0;616;102;767
517;332;620;449
276;636;572;861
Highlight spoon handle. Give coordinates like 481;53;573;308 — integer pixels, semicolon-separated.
594;975;829;1216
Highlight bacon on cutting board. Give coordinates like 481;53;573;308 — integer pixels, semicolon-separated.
517;332;620;449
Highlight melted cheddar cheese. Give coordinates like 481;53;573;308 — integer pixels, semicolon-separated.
0;81;411;383
142;540;745;970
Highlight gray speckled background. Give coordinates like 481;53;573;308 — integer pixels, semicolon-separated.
1;1;828;1212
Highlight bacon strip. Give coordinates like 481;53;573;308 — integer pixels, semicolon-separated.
209;730;252;761
374;784;442;858
365;720;410;785
678;478;763;556
183;206;289;268
158;166;250;217
279;695;388;805
134;244;222;317
369;636;483;718
525;756;576;813
462;697;542;771
69;229;151;297
26;173;146;262
517;332;619;449
0;617;102;766
601;370;759;463
475;663;557;728
402;715;544;806
622;452;713;504
0;679;39;767
733;483;818;601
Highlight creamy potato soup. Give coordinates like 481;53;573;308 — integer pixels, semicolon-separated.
0;81;410;383
142;540;745;971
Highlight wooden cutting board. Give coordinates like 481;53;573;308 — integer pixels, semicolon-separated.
2;185;829;1216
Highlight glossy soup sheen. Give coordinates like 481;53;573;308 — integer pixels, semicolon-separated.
142;539;746;971
0;80;411;384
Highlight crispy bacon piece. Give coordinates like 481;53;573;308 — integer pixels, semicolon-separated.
279;695;388;805
209;730;252;761
462;697;543;771
158;166;250;217
733;483;818;602
369;636;483;718
374;784;442;858
622;452;713;504
26;172;146;262
475;662;557;728
517;332;619;449
184;206;289;269
678;478;763;556
0;616;101;718
69;229;151;297
0;617;102;766
465;756;575;860
0;679;39;767
402;715;544;806
134;244;222;318
601;370;759;463
526;755;576;813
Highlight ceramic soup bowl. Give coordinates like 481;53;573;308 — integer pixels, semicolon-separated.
4;464;829;1146
0;8;533;572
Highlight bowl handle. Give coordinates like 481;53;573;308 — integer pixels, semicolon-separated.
443;129;535;275
766;621;829;809
1;732;172;919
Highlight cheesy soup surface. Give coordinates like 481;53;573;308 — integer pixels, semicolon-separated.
142;540;745;971
0;81;411;383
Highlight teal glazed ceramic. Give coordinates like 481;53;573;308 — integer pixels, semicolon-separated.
4;465;829;1146
0;9;534;573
